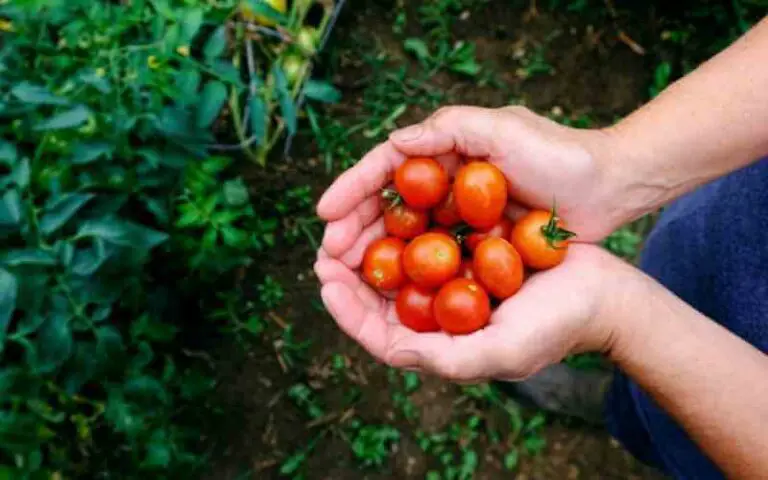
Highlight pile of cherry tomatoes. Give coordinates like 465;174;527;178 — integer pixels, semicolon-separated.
361;157;575;335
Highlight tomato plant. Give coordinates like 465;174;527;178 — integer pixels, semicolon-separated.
394;157;450;209
473;237;524;300
434;279;491;335
403;233;461;288
453;162;508;229
510;209;575;270
363;238;407;290
396;284;440;333
464;218;513;253
384;203;429;239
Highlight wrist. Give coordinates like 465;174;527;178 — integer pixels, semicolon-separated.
591;124;675;227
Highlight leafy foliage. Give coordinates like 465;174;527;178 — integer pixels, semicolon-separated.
0;0;337;476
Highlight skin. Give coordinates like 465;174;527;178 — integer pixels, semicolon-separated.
316;17;768;479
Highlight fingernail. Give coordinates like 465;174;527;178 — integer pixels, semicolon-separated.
390;124;424;143
389;350;422;369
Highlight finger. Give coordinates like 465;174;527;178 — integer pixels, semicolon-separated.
505;201;529;222
314;258;382;310
317;142;404;221
389;106;508;159
321;283;413;363
339;218;386;269
321;196;382;258
386;325;507;382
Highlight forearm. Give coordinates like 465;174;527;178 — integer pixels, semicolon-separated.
605;17;768;220
605;271;768;478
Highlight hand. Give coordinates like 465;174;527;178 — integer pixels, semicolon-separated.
314;105;637;381
315;242;626;382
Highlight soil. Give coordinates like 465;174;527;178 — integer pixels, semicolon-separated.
208;1;667;479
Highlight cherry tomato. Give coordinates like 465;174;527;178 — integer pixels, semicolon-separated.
396;284;440;333
432;191;462;227
383;203;429;240
403;232;461;288
453;162;507;229
473;237;524;300
434;278;491;335
362;237;406;290
464;218;513;253
458;258;476;281
510;209;575;270
394;157;450;209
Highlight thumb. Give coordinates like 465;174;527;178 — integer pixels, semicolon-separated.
389;106;508;158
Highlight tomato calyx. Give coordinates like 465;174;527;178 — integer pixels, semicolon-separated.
381;188;403;208
540;205;576;249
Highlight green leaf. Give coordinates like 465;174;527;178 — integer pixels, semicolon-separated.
248;94;267;145
179;7;204;43
0;411;54;454
0;141;17;166
143;429;171;468
34;105;91;131
272;65;296;134
0;269;17;350
77;217;169;250
35;314;73;373
10;82;68;106
244;0;288;25
0;190;22;227
2;249;57;267
223;178;249;206
130;314;178;343
70;239;107;276
196;81;228;129
503;449;519;471
203;26;228;61
39;193;94;236
69;142;112;165
303;80;342;103
403;38;431;63
175;68;201;104
12;159;30;189
95;326;124;364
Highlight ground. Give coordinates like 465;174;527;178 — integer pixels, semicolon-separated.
209;1;667;478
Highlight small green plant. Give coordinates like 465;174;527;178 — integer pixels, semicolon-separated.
257;275;285;309
417;415;483;480
275;325;311;370
603;226;643;260
347;420;401;469
288;383;325;420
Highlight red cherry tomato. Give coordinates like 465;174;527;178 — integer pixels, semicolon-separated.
362;237;406;290
510;209;574;270
432;191;462;227
394;157;450;209
473;237;524;300
403;232;461;288
464;218;513;253
434;278;491;335
395;284;440;333
453;162;508;229
383;203;429;240
458;258;476;281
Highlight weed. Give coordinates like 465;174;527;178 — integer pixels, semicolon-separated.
275;325;311;370
288;383;325;419
257;275;285;309
346;420;401;469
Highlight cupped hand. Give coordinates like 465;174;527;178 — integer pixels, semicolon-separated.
315;242;623;382
317;105;631;264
